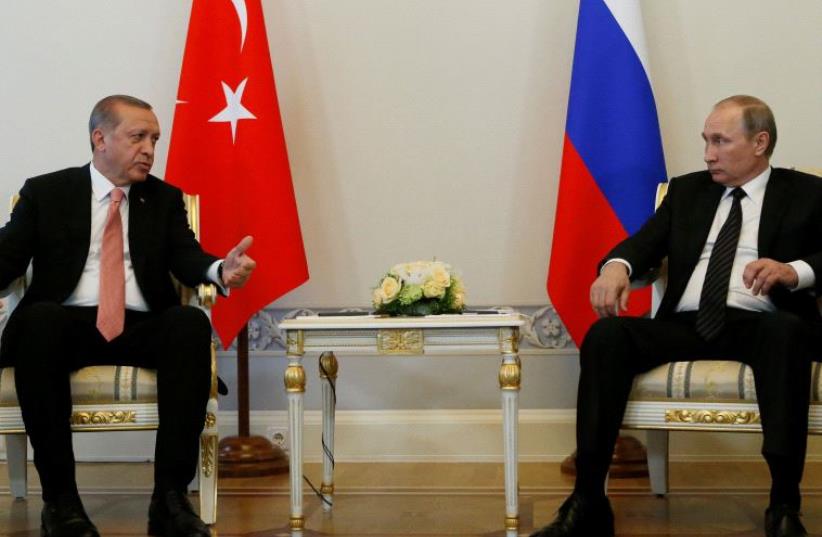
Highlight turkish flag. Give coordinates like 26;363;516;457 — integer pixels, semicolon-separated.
166;0;308;347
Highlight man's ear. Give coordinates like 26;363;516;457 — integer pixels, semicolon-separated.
753;131;770;157
91;128;106;152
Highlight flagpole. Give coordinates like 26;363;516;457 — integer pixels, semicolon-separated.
218;323;289;476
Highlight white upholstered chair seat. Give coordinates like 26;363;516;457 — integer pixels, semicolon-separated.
0;366;158;407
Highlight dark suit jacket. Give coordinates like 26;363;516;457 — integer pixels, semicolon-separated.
0;164;219;365
603;167;822;322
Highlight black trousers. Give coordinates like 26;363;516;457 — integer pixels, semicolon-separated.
9;302;212;501
575;308;814;491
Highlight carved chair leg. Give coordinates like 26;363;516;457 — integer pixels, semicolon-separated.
646;429;670;496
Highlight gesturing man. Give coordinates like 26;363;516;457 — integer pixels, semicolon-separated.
532;96;822;537
0;95;256;537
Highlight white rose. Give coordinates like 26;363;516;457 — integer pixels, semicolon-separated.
403;261;429;285
379;276;401;304
430;262;451;288
422;279;446;299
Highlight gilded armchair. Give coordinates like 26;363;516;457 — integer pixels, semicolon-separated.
621;168;822;495
0;193;219;524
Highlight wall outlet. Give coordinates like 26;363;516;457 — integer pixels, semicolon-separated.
266;426;288;451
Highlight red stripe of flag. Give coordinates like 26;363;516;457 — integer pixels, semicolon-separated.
548;135;650;346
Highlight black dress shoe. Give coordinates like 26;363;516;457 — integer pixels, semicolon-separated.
41;493;100;537
148;490;211;537
765;504;808;537
530;492;614;537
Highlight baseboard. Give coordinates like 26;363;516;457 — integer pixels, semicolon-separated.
4;409;822;463
217;409;578;463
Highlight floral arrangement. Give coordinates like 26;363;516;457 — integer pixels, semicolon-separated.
372;261;465;316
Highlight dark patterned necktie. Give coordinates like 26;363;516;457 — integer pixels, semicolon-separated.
695;188;745;341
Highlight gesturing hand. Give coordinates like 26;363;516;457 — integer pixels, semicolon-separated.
590;262;631;318
221;235;256;288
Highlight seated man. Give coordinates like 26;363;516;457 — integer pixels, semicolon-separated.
531;95;821;537
0;95;256;537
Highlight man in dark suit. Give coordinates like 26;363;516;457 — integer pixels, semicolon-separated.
0;95;256;537
531;96;822;537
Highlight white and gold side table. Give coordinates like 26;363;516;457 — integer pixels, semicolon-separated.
277;313;525;537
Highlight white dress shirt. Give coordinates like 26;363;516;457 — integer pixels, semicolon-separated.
63;163;225;311
63;163;149;310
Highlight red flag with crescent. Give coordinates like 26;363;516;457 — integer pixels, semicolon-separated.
166;0;308;347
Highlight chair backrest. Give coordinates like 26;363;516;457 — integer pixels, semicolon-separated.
182;193;200;240
650;182;669;314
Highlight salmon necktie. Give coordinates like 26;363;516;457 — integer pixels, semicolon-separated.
96;187;126;341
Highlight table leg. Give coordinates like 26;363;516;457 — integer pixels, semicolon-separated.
319;351;338;511
499;328;521;537
285;337;306;535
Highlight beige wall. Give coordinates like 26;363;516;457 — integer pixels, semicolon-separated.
0;1;820;461
0;1;819;310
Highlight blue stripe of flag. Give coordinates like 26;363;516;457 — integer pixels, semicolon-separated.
565;0;667;235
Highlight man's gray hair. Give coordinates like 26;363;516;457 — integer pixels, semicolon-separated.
88;95;153;152
715;95;777;157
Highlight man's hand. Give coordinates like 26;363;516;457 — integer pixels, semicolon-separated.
590;262;631;318
743;258;798;295
222;236;256;288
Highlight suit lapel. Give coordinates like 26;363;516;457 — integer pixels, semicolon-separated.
127;181;151;275
682;178;725;268
69;165;93;260
758;168;790;258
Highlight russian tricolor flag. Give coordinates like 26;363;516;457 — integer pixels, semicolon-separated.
547;0;667;346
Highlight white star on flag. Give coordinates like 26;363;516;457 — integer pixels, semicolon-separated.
209;78;256;143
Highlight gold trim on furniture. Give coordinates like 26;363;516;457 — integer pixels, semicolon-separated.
499;363;521;391
284;365;307;393
197;283;217;308
183;194;200;239
376;329;424;355
201;435;217;478
289;516;305;530
665;409;761;425
319;352;339;379
656;182;669;207
504;516;519;530
498;327;519;354
320;483;334;495
209;341;218;399
70;410;137;426
286;330;305;356
205;412;217;429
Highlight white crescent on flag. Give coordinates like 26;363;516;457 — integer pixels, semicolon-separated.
231;0;248;52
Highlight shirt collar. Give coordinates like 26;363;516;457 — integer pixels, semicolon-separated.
724;166;770;207
89;162;131;202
